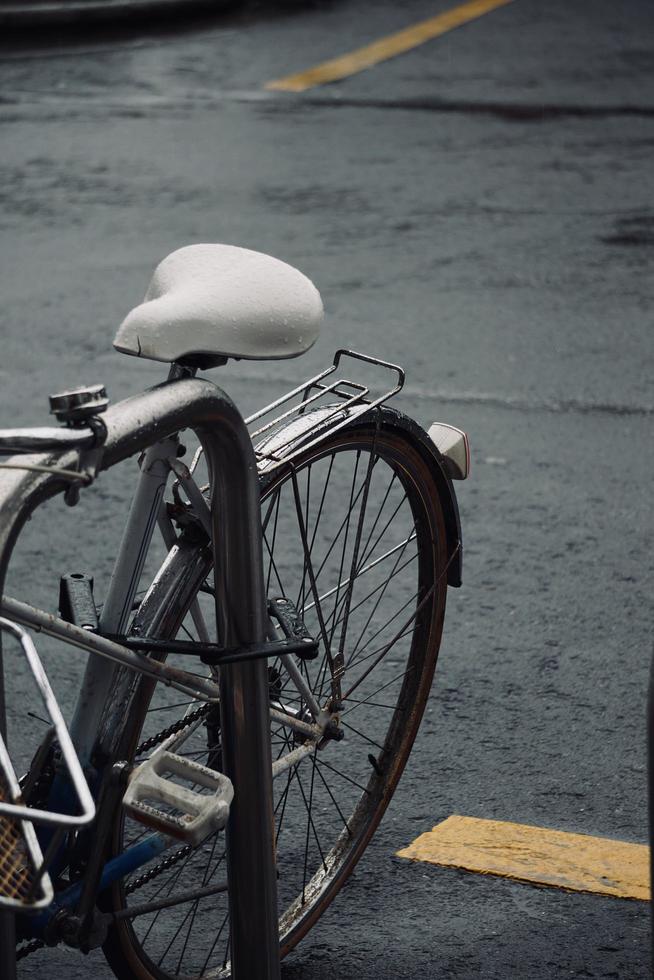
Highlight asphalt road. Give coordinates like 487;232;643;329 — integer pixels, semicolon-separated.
1;1;653;977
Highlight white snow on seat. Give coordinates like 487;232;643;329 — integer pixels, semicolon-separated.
113;244;324;364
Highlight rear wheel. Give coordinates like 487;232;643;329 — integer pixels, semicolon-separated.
103;412;449;979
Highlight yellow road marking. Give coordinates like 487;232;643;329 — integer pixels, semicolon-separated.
265;0;517;92
396;815;650;901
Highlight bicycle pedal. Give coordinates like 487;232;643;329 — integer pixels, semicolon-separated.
122;750;233;846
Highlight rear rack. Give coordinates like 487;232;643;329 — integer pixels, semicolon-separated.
0;618;95;910
248;349;404;470
183;349;404;484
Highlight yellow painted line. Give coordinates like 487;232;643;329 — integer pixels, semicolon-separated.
265;0;517;93
396;815;650;901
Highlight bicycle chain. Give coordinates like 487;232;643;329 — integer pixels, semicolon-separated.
127;705;213;895
125;842;193;895
135;702;210;756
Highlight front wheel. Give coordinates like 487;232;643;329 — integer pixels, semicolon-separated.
103;411;449;979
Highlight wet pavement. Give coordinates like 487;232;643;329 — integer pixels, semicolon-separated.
1;1;653;977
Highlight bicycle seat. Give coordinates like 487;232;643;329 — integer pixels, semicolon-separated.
113;244;324;366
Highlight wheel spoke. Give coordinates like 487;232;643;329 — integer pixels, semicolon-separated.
315;757;371;795
295;761;328;891
317;563;419;702
357;488;407;573
297;460;374;609
341;664;416;718
199;909;230;976
346;516;416;664
301;532;417;615
330;548;418;645
275;765;298;846
313;760;352;836
296;454;336;616
263;490;282;595
344;588;419;674
156;835;226;969
263;503;286;597
334;435;382;670
325;449;361;644
340;719;385;753
343;585;435;702
301;756;319;901
290;470;338;694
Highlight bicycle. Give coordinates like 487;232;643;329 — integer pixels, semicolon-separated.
0;243;469;980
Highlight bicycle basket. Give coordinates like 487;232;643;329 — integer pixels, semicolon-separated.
0;617;95;910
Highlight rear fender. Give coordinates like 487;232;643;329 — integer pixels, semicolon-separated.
255;405;464;588
377;410;464;588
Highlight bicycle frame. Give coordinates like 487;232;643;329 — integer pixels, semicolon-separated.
0;375;281;980
0;349;468;980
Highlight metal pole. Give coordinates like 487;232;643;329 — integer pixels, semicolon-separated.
202;392;280;980
219;661;279;980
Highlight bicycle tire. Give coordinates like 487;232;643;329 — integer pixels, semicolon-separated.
102;410;449;980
